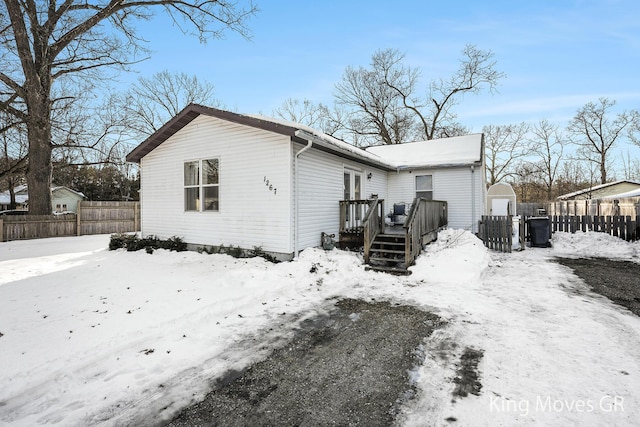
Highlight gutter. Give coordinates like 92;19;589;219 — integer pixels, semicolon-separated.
294;130;393;171
471;164;476;234
293;131;313;258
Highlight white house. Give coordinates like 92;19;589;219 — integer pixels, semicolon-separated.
126;104;486;261
0;185;85;212
557;180;640;200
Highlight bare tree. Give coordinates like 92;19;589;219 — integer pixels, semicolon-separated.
483;122;531;185
529;119;566;200
566;98;640;185
334;46;504;146
555;161;590;197
510;161;545;203
118;70;221;138
273;97;354;142
0;112;27;207
274;98;329;128
394;44;503;140
620;150;640;181
334;49;417;145
0;0;256;214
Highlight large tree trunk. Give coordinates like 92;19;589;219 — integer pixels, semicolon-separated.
600;152;607;184
26;100;53;215
8;177;17;210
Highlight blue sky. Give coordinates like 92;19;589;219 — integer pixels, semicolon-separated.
126;0;640;134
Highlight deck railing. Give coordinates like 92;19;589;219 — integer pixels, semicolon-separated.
362;198;385;263
339;199;372;233
403;198;448;266
338;198;385;259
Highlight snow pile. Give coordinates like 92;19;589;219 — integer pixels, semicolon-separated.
551;230;640;260
1;230;640;426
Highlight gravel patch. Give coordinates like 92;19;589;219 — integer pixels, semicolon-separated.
165;298;443;426
555;257;640;316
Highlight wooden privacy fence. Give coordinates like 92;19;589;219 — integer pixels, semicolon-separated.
0;201;140;242
480;214;639;253
518;198;640;218
479;215;514;253
550;215;639;241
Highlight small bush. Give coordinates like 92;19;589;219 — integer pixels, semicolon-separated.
250;246;280;263
109;233;138;250
226;245;244;258
109;234;187;253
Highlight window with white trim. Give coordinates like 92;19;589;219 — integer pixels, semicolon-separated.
415;175;433;200
184;158;219;212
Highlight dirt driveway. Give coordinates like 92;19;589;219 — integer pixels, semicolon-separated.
164;256;640;426
555;257;640;317
166;299;445;426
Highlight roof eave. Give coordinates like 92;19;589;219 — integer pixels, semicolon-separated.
396;160;483;171
126;104;300;163
293;130;395;171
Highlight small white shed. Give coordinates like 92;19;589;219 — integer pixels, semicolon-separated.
486;182;516;216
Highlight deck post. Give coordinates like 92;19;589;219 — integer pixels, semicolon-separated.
76;201;82;236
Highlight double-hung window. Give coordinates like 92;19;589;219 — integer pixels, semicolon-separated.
415;175;433;200
184;158;219;212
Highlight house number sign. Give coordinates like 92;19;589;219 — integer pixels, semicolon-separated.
264;176;277;195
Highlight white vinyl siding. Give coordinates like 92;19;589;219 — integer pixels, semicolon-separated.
140;115;292;254
51;189;83;213
295;145;388;251
387;166;484;232
415;175;433;200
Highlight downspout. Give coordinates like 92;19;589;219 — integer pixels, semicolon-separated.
293;138;313;258
471;164;476;234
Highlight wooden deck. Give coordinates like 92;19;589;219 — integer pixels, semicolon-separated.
338;198;448;274
384;225;405;234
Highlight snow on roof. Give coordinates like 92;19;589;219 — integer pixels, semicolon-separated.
246;113;393;169
127;104;484;170
52;186;86;199
601;188;640;199
0;190;28;205
557;180;640;200
365;134;484;168
0;186;85;205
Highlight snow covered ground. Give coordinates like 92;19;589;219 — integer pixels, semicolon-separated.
1;230;639;426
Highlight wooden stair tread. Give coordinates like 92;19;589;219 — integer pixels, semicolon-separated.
366;265;411;275
370;248;405;254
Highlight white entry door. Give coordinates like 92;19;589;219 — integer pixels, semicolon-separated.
344;169;364;224
343;169;363;200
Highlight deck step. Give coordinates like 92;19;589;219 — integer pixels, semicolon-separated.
375;234;405;240
366;233;409;274
366;264;412;275
370;248;405;255
369;255;404;262
372;240;404;245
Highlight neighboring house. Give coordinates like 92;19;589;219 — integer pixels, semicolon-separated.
126;104;486;261
50;186;86;213
601;188;640;199
0;185;85;212
557;180;640;200
0;185;29;210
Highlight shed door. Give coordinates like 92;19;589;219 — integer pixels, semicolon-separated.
491;199;511;216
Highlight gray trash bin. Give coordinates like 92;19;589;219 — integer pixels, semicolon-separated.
528;217;551;247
